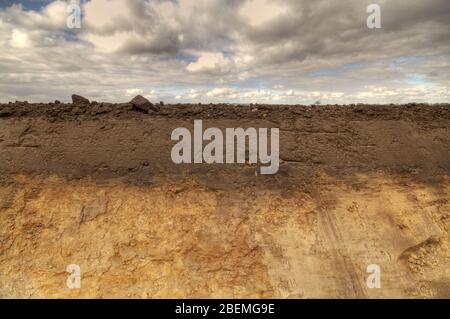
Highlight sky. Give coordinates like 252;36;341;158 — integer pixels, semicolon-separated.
0;0;449;104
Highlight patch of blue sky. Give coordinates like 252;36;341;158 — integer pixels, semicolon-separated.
237;78;258;89
0;0;52;10
231;77;271;90
389;56;423;72
169;53;196;63
387;56;434;85
405;74;430;85
0;0;87;11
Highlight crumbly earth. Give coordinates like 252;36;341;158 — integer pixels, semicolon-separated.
0;102;449;298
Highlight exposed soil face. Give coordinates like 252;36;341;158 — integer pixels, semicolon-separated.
0;102;449;298
1;102;449;183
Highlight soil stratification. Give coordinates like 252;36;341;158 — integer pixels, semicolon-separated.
0;101;449;298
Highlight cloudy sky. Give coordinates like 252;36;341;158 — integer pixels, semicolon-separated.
0;0;449;104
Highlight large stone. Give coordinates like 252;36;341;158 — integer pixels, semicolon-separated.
72;94;90;105
130;95;159;113
0;107;12;117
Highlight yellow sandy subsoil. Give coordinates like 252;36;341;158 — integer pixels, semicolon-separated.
1;173;448;298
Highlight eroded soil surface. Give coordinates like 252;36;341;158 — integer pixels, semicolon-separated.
0;102;449;298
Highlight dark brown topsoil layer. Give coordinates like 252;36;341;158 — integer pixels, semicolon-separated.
1;101;449;123
0;102;449;189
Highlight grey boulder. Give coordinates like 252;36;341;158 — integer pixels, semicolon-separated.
72;94;90;105
130;95;159;113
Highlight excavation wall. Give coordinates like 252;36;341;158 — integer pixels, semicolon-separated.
0;103;449;298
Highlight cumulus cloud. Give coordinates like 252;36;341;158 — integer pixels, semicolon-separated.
207;87;237;98
1;1;67;30
186;52;234;74
125;88;143;96
0;0;449;103
9;29;30;48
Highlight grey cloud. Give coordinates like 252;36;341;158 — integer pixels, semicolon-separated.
0;0;448;104
235;0;450;68
117;28;181;55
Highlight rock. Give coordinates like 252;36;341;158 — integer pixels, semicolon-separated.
0;107;12;117
90;105;104;115
71;106;85;115
116;102;133;110
130;95;159;113
91;103;111;115
72;94;90;105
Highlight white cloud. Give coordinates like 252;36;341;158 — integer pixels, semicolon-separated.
9;29;30;48
186;52;233;74
1;1;67;30
207;87;237;98
188;89;199;99
83;0;130;31
125;88;143;96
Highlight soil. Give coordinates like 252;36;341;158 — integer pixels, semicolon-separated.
0;101;449;298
